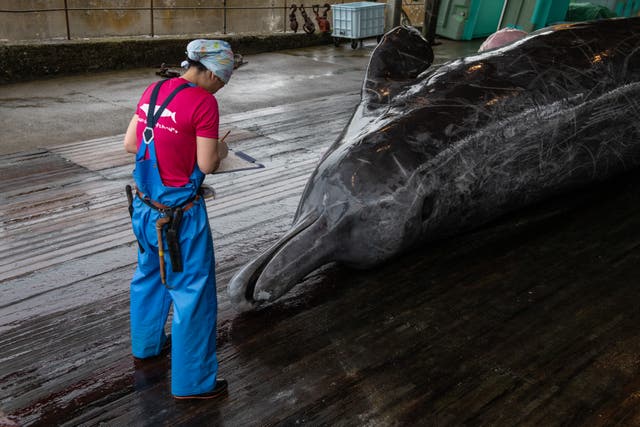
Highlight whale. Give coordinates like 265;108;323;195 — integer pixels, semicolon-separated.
228;19;640;311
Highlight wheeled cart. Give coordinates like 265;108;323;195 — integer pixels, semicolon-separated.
331;2;386;49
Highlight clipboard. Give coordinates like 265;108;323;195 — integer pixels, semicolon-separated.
211;130;265;174
213;149;265;174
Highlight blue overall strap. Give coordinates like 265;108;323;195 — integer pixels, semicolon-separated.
148;81;194;129
133;78;202;207
138;79;195;161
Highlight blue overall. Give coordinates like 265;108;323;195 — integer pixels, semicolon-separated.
130;80;218;396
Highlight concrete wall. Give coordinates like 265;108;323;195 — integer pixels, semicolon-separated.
65;0;151;38
0;31;332;84
0;0;361;41
0;0;69;41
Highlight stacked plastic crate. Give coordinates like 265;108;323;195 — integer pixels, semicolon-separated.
332;2;386;48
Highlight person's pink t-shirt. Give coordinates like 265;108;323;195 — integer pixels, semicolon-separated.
135;77;219;187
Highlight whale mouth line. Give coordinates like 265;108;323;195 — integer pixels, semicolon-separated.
243;211;321;305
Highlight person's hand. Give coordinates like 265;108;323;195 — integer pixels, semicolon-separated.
218;130;230;159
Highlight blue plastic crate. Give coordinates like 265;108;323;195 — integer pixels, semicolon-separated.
332;2;386;39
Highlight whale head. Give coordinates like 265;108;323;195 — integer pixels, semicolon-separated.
228;27;435;311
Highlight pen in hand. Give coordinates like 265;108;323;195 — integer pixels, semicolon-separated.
220;130;231;144
218;130;231;160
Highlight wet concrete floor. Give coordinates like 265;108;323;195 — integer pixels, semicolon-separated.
3;36;640;426
0;38;481;155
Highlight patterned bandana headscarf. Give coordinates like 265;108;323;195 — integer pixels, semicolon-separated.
182;39;234;84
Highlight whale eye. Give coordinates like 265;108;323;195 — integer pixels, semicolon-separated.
421;196;434;221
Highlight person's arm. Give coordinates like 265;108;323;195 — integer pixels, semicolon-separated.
196;136;221;174
194;95;225;170
124;114;139;154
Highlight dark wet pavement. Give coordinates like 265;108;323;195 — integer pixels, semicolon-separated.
3;35;640;426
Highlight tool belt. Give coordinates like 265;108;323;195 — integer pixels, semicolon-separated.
135;188;200;214
125;184;215;285
134;188;200;275
126;184;204;280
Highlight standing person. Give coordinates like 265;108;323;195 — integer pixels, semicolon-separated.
123;39;233;400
